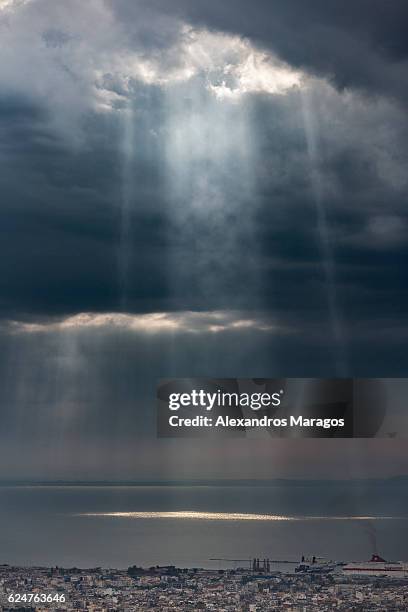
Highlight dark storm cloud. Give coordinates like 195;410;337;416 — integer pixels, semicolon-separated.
1;73;407;343
0;0;406;328
248;87;408;329
145;0;408;104
0;91;171;317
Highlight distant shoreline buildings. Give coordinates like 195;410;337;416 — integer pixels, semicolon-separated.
0;562;407;611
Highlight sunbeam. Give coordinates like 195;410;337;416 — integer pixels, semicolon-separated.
300;89;348;375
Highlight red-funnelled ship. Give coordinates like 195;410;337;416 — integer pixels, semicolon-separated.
342;554;408;578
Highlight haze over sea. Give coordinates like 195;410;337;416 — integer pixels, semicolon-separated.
0;480;407;569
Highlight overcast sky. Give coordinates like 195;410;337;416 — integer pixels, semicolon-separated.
0;0;407;480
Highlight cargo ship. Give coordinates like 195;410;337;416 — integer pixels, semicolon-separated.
295;556;340;574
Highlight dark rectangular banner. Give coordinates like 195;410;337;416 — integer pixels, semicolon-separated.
157;378;402;438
